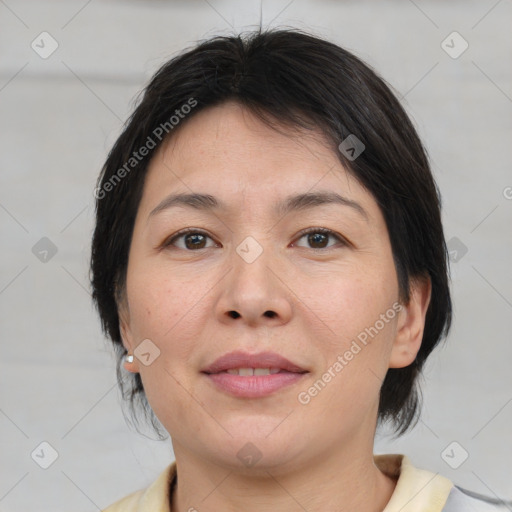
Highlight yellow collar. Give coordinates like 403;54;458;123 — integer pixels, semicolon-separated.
103;454;454;512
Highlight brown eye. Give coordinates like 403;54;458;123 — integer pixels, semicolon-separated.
307;232;328;248
164;229;217;250
183;233;207;249
294;228;346;250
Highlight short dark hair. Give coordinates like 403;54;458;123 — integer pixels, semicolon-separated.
90;28;452;436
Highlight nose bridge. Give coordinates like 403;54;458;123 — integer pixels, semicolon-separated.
231;233;274;301
216;233;292;326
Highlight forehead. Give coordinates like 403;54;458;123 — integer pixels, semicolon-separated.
138;102;379;223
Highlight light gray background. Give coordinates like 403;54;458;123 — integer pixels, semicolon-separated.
1;1;511;511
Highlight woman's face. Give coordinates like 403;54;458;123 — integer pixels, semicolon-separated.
119;101;429;473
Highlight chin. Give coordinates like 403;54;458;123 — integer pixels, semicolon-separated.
217;423;302;467
223;413;295;440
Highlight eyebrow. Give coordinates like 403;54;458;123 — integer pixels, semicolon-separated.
148;191;369;222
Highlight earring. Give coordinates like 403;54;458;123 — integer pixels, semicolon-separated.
125;354;134;364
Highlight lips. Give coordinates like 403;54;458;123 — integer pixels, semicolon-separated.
201;350;309;398
201;350;308;375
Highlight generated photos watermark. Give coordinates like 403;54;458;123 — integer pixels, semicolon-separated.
297;301;403;405
94;97;198;200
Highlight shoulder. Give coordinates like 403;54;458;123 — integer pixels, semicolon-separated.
442;486;512;511
375;454;511;512
101;462;177;512
102;489;145;512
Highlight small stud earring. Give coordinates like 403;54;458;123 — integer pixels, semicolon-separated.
125;354;134;364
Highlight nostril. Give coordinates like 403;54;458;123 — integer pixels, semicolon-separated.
226;311;276;319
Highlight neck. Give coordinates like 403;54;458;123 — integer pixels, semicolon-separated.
170;441;397;512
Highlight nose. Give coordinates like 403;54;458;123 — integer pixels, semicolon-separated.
215;242;293;328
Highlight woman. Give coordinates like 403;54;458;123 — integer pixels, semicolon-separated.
90;29;508;511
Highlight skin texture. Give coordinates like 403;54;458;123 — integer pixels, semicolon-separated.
119;101;431;512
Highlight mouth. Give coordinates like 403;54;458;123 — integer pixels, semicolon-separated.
201;350;308;374
201;351;309;398
215;367;290;376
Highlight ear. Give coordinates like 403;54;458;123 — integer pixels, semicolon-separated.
119;307;140;374
389;275;432;369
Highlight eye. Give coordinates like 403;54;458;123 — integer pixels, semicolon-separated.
292;227;347;250
162;227;347;251
163;229;218;250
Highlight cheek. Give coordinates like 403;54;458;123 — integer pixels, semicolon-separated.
299;264;395;345
125;266;209;423
298;261;398;398
300;312;396;424
126;263;212;363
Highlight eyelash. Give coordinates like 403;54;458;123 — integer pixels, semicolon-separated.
162;227;348;251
